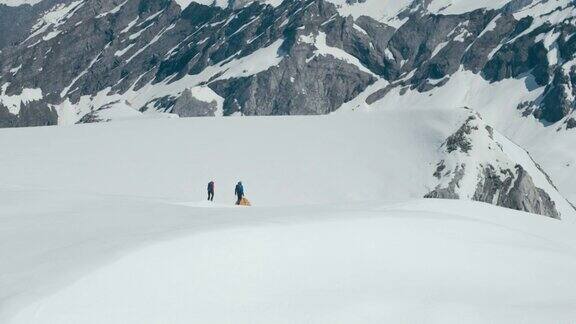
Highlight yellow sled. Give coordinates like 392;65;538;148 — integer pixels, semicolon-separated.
238;197;251;206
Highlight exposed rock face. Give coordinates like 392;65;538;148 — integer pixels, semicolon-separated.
0;101;57;127
444;116;475;153
0;104;19;127
472;165;559;219
17;100;58;127
481;27;551;86
77;111;105;124
425;164;464;200
500;166;559;218
173;88;217;117
537;68;576;123
0;0;574;126
210;52;376;116
425;111;561;218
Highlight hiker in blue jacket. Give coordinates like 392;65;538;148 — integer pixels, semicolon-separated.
235;181;244;205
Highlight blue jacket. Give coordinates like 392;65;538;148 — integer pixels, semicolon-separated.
235;183;244;197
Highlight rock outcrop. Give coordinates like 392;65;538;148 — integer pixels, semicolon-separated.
426;110;561;218
173;88;218;117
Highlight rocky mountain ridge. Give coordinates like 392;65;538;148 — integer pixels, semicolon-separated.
0;0;574;127
426;109;565;218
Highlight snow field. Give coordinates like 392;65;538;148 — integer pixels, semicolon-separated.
1;107;576;323
5;197;576;324
0;108;461;206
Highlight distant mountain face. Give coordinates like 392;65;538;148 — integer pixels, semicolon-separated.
0;0;574;127
0;0;575;216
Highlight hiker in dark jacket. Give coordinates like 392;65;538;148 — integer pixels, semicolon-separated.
235;181;244;205
207;181;215;201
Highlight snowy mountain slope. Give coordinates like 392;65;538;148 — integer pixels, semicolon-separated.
357;69;576;204
0;107;573;217
0;0;574;124
0;109;441;206
0;2;574;205
0;0;574;200
425;110;571;218
4;197;576;324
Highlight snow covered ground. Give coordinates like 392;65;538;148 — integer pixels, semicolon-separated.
2;109;576;323
4;195;576;323
0;108;462;206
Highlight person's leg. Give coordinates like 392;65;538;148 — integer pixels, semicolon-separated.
210;192;214;201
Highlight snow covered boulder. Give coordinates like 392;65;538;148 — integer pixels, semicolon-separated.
426;109;573;219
